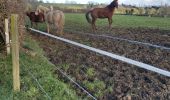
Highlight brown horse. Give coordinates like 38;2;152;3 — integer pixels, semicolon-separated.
26;12;45;28
86;0;118;31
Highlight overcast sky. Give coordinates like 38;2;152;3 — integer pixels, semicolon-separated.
42;0;170;6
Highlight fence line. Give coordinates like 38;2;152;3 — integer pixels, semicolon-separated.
64;29;170;51
56;66;97;100
30;28;170;77
11;14;20;91
21;62;52;100
21;58;96;100
5;18;10;55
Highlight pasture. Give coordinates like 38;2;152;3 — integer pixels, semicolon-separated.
1;0;170;99
28;13;170;99
35;13;170;33
65;13;170;30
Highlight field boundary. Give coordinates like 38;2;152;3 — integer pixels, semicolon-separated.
30;28;170;77
55;65;97;100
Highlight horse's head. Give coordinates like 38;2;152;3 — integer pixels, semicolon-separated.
35;9;40;15
112;0;118;8
35;5;50;15
35;5;42;15
107;0;118;10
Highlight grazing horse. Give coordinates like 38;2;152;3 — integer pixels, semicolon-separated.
26;12;45;28
86;0;118;31
35;5;65;35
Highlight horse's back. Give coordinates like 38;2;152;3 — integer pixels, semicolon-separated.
53;10;64;18
53;10;65;26
26;12;45;22
46;10;64;24
91;8;111;18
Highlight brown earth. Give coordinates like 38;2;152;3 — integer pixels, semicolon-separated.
30;27;170;100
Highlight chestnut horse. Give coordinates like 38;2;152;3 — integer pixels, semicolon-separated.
86;0;118;31
26;12;45;28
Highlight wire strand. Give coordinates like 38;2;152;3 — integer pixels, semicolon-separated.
55;66;97;100
20;62;52;100
29;28;170;77
64;28;170;51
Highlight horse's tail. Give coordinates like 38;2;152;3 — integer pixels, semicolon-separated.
59;12;65;34
52;10;65;35
85;11;92;24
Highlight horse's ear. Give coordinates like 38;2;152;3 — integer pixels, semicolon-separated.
50;6;53;11
114;0;118;8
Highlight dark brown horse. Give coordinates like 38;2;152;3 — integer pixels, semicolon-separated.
86;0;118;31
26;12;45;28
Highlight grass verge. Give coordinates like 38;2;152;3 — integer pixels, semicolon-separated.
0;35;79;100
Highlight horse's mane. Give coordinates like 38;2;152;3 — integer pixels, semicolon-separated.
106;0;118;10
25;3;32;12
37;5;50;13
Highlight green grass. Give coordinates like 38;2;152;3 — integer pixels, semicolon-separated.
86;68;95;78
111;15;170;29
83;79;106;97
28;13;170;34
0;36;79;99
64;13;170;31
23;13;170;99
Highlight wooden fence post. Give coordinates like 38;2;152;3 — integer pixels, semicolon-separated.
5;18;10;55
11;14;20;91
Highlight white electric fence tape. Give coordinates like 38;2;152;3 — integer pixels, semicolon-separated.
30;28;170;77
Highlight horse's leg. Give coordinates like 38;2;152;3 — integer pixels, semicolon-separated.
47;23;50;33
92;18;97;32
33;22;35;28
55;20;64;35
91;23;94;32
59;20;64;35
54;22;60;34
108;18;113;29
59;25;63;35
36;23;38;29
31;22;33;28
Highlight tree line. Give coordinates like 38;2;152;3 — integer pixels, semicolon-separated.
26;0;170;17
118;4;170;17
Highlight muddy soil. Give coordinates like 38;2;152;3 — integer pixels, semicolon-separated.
30;27;170;100
110;27;170;47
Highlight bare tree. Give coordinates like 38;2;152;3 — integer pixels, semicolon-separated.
158;4;170;17
87;1;99;8
65;0;77;4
